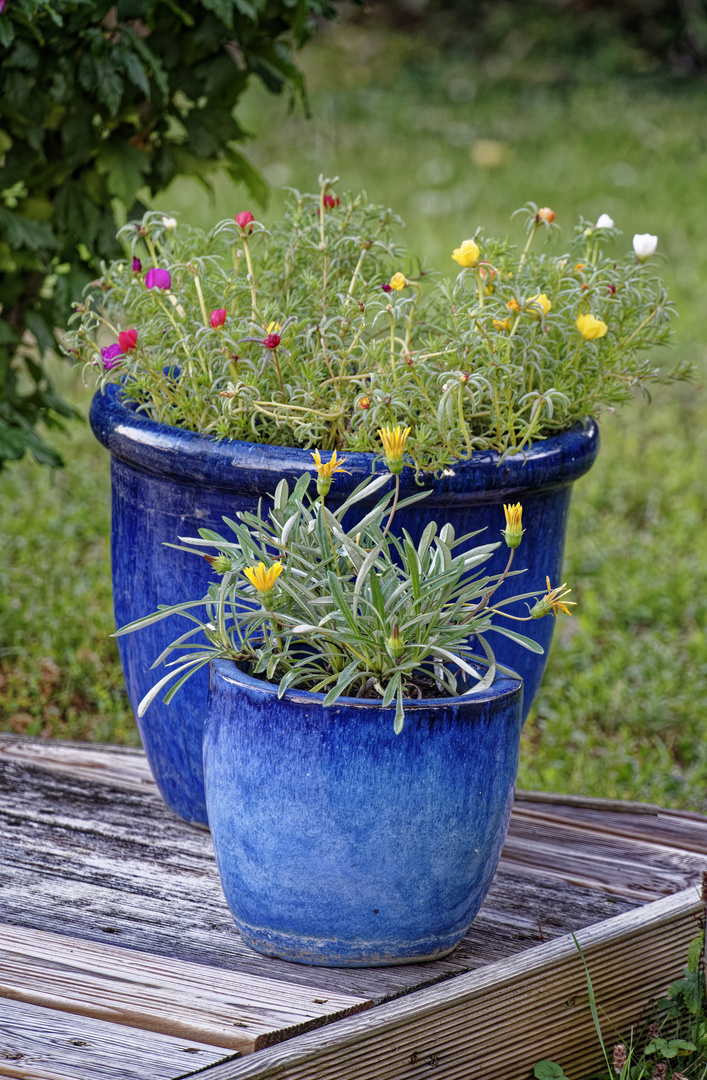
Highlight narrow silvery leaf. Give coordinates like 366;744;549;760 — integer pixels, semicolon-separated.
274;478;288;511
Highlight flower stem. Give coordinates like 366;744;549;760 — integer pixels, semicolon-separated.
381;474;400;541
518;222;538;275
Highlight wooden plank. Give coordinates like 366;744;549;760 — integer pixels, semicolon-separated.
0;752;641;1004
181;887;705;1080
0;736;154;794
0;997;232;1080
0;925;372;1054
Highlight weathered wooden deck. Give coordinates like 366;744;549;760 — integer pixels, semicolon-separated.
0;733;705;1080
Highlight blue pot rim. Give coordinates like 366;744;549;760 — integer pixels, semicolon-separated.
210;656;523;713
90;385;599;501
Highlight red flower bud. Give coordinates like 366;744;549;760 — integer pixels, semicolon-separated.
118;328;138;352
536;207;556;223
210;308;227;328
132;257;142;273
263;333;281;349
235;211;254;233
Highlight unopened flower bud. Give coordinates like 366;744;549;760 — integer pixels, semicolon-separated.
358;396;371;410
596;213;614;229
502;503;524;548
387;624;404;662
633;233;658;260
452;239;480;268
536;207;555;223
389;272;406;291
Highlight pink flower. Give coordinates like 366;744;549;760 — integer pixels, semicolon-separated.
324;194;340;210
132;257;142;273
100;343;123;369
235;211;254;233
263;333;281;349
118;328;138;352
145;268;171;290
210;308;227;328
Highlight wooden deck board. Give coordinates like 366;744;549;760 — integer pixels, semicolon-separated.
0;733;705;1080
0;998;231;1080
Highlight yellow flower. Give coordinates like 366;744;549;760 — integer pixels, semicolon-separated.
502;503;524;549
530;576;576;619
576;313;608;340
243;561;283;604
493;317;512;331
452;239;480;269
264;321;282;334
528;293;552;320
389;272;407;291
311;447;350;496
507;298;521;313
378;424;411;475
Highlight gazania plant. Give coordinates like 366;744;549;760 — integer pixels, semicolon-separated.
66;178;689;471
115;432;573;732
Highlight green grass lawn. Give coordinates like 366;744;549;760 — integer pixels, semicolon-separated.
2;23;706;807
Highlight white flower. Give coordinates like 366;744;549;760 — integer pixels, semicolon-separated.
633;233;658;260
596;213;614;229
161;216;178;229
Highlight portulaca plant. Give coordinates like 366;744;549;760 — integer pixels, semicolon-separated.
115;430;574;732
66;178;689;472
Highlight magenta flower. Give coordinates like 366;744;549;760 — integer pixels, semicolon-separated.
132;257;142;273
118;328;138;352
381;283;392;293
145;267;171;290
235;211;254;233
263;333;281;349
210;308;227;328
100;343;123;370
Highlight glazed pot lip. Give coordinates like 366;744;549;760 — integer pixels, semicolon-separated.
90;382;599;499
209;656;523;713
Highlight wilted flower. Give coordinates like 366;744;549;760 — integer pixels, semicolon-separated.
145;268;171;290
389;272;407;291
613;1044;627;1075
576;313;608;340
161;216;177;229
243;561;283;605
536;207;555;223
530;577;575;619
100;343;123;369
596;213;614;229
311;447;350;496
452;239;480;269
235;211;254;233
263;332;281;349
210;308;227;329
528;293;552;319
493;317;512;331
118;328;138;352
378;424;411;474
132;257;142;273
381;283;393;293
633;233;658;261
502;503;524;548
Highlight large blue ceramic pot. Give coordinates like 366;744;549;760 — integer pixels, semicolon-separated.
205;658;523;966
90;385;598;826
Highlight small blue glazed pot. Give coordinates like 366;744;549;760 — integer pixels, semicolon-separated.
90;385;597;826
204;658;523;967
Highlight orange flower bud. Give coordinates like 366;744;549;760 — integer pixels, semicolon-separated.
536;207;556;223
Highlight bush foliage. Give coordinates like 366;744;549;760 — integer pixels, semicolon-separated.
0;0;338;469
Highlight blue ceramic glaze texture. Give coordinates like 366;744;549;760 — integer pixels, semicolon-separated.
204;659;523;966
90;385;598;826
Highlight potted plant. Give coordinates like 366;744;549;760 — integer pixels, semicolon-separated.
69;180;685;825
116;443;574;965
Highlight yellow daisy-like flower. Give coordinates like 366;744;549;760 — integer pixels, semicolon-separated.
451;239;480;269
378;424;411;475
493;317;512;331
243;561;283;604
389;272;407;291
530;576;576;619
501;503;524;549
507;298;521;313
311;448;350;496
528;293;552;320
265;321;282;335
576;313;608;340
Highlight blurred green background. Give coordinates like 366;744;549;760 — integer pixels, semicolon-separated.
2;10;706;807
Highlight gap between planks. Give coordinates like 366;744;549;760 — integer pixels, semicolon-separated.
0;924;372;1055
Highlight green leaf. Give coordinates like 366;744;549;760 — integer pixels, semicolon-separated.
96;62;124;116
486;624;545;654
687;931;704;973
24;310;55;356
0;207;58;252
534;1063;570;1080
322;659;361;706
327;571;359;634
394;689;404;734
0;18;16;48
368;570;386;622
223;147;268;207
96;143;150;207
